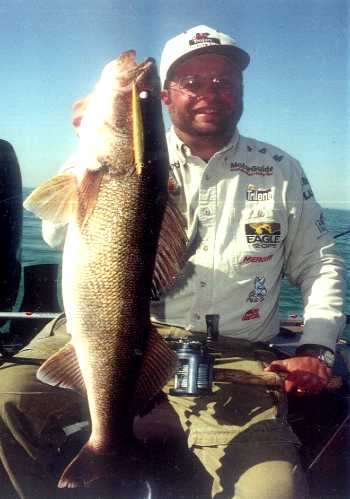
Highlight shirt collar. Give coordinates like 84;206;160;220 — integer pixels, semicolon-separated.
169;127;240;160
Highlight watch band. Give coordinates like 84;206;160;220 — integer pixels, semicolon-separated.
296;344;335;368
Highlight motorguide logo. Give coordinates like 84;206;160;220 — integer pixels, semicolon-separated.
245;223;281;248
231;162;274;176
189;32;221;47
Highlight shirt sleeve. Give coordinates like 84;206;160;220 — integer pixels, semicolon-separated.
283;163;346;352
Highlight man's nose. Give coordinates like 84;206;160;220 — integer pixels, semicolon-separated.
197;82;220;100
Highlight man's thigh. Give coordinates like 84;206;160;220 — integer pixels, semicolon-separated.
0;317;88;498
193;440;308;499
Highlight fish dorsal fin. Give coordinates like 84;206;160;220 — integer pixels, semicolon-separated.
152;197;188;298
36;342;86;394
77;169;104;228
23;172;78;223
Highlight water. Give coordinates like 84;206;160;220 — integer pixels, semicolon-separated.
20;187;350;338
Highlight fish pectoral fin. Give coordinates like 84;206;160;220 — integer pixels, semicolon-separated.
152;197;188;297
132;326;178;414
23;172;78;223
36;342;86;394
77;169;104;228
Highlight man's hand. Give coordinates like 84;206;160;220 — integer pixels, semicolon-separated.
264;356;331;395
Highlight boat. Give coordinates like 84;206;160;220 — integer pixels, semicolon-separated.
0;139;349;497
0;263;349;498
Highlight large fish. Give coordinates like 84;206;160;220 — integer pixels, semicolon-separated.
24;51;186;488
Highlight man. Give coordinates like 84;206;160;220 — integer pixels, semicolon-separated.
0;25;346;499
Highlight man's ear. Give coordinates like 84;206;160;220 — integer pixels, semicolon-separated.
161;90;171;106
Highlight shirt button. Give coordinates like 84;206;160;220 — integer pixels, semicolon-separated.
200;281;207;287
194;313;201;320
204;208;211;216
202;245;208;251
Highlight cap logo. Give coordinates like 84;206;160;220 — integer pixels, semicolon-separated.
189;32;221;47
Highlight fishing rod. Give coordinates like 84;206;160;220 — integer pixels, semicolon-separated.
334;227;350;239
0;311;60;320
0;226;348;323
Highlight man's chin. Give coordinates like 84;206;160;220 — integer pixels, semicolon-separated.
192;124;233;138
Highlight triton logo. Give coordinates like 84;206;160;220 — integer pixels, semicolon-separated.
246;185;272;202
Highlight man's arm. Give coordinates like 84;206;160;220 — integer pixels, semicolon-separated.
267;164;346;394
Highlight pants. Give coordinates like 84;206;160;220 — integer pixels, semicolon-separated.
0;317;308;498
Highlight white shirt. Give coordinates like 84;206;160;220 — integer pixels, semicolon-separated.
149;128;346;351
42;128;346;351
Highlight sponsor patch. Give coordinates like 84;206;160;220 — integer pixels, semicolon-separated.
189;32;221;47
245;223;281;248
241;308;260;321
230;162;274;176
273;154;284;162
246;184;272;202
240;254;273;264
170;161;181;170
247;276;267;303
315;212;328;235
301;176;314;200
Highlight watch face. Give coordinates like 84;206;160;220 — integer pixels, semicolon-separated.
322;350;335;366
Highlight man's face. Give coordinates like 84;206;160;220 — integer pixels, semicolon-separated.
161;53;243;139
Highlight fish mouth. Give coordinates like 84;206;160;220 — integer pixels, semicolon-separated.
113;51;159;96
135;59;160;98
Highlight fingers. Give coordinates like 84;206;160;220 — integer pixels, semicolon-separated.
265;356;331;396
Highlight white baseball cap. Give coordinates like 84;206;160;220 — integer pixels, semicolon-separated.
160;25;250;88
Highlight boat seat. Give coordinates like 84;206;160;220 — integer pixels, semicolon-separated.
0;140;22;322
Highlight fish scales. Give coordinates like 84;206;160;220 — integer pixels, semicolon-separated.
24;51;186;488
68;171;164;445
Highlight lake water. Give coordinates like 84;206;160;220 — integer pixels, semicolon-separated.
20;187;350;339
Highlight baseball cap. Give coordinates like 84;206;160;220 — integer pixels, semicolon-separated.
160;25;250;88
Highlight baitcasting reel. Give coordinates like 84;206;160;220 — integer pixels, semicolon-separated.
166;314;219;396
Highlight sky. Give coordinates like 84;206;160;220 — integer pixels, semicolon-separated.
1;0;349;209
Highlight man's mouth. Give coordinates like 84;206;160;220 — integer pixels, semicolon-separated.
194;107;221;114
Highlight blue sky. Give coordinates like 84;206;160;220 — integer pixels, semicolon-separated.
1;0;349;209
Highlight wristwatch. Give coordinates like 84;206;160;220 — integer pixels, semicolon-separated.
296;344;335;368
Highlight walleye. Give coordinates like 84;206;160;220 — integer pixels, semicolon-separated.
24;51;186;488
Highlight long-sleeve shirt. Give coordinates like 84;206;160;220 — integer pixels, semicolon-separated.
42;128;346;352
149;128;346;351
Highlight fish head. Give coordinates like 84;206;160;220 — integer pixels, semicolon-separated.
78;51;166;180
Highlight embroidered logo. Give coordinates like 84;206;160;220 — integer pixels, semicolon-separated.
189;32;221;47
246;185;272;202
245;223;281;248
230;162;274;176
301;176;314;200
241;308;260;321
315;213;328;235
247;276;267;303
240;254;273;264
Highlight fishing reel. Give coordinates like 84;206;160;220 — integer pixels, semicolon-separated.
166;314;219;396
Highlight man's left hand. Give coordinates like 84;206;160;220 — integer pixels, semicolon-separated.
264;356;331;395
